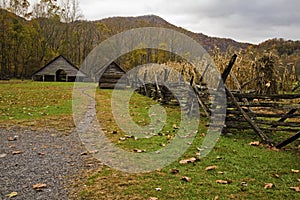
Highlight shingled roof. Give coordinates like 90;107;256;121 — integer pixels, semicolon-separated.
32;55;88;81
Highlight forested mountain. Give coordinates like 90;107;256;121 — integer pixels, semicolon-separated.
1;6;300;79
98;15;250;52
258;38;300;56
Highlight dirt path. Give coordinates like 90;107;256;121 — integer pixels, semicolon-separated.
0;126;96;200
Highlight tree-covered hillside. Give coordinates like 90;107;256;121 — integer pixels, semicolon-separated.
0;0;299;79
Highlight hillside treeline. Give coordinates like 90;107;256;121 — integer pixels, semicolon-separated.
0;0;300;80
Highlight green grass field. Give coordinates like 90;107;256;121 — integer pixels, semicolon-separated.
1;80;299;199
0;80;74;131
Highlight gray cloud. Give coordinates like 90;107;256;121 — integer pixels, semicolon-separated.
28;0;300;44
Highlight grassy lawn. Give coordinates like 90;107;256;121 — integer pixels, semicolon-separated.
0;80;299;199
0;80;74;132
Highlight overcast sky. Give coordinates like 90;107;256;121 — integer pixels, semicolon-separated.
29;0;300;44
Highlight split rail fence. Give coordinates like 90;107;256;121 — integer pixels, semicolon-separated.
133;55;300;148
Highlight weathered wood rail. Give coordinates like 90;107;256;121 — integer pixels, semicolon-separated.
133;55;300;148
224;93;300;135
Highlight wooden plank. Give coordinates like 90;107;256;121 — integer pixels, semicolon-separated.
225;87;274;145
276;131;300;148
233;93;300;100
192;84;210;117
262;127;300;132
221;54;237;83
195;90;210;117
223;123;252;129
99;78;127;83
224;127;300;133
99;83;126;89
256;120;300;127
216;54;237;90
272;101;300;128
199;63;210;83
225;116;247;122
100;74;124;79
227;102;300;109
251;113;300;118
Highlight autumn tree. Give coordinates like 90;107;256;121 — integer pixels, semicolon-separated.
8;0;30;17
32;0;60;19
60;0;82;23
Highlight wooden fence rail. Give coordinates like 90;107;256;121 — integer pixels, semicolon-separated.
134;54;300;148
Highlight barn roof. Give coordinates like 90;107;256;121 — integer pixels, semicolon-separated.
96;61;125;76
32;55;87;77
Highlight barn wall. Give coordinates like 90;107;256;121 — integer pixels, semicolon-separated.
32;56;87;82
34;57;80;76
99;62;126;89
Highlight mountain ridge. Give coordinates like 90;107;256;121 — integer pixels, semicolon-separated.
1;9;300;78
95;14;252;52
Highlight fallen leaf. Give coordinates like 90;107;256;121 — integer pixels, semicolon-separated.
32;183;47;191
291;169;299;173
214;196;219;200
125;135;134;139
289;187;300;192
38;152;46;156
217;171;224;174
181;176;191;182
80;152;88;156
89;150;99;154
179;157;197;164
12;151;23;155
264;183;274;189
0;153;7;158
297;179;300;182
170;168;179;174
133;149;146;153
216;180;232;184
270;147;280;152
216;156;223;160
273;174;280;178
155;188;161;191
7;136;18;141
205;165;217;171
173;124;179;129
241;182;248;186
148;197;158;200
249;141;260;146
166;135;172;140
6;191;18;198
119;137;126;141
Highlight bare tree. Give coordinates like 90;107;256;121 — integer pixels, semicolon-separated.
32;0;60;19
60;0;83;23
4;0;30;17
0;0;8;9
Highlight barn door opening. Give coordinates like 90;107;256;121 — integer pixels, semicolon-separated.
56;69;67;82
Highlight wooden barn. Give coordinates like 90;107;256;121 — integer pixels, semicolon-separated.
98;61;127;89
32;55;87;82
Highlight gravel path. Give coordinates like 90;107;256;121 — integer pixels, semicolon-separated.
0;126;96;200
